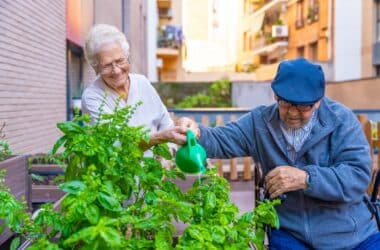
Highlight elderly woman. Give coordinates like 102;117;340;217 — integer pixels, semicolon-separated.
82;24;185;149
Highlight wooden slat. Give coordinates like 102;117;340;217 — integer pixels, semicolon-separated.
30;164;64;175
229;115;238;180
243;157;253;181
201;115;209;126
215;115;224;177
229;158;238;180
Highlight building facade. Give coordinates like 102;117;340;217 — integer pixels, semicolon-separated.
0;0;155;154
156;0;184;82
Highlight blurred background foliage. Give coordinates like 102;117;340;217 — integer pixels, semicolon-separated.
155;79;232;108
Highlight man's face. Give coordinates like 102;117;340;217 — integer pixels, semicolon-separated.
96;43;130;91
277;97;321;128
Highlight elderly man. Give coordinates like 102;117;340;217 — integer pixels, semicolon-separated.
176;58;380;249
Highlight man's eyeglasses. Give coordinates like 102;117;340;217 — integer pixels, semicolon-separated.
99;57;128;75
277;99;314;112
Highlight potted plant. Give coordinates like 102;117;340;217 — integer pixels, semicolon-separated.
0;104;280;249
0;123;30;245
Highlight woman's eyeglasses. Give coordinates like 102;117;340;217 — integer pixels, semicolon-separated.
99;57;128;75
277;99;314;112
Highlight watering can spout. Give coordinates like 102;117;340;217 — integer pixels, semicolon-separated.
175;130;207;174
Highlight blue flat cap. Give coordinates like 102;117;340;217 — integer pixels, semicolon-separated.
271;58;325;105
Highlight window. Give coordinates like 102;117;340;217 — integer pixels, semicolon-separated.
309;42;318;61
296;0;304;28
297;46;305;57
307;0;319;23
67;41;84;120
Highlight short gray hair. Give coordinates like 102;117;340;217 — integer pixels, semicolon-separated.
84;24;130;69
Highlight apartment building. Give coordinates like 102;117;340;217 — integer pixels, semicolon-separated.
233;0;380;109
238;0;288;80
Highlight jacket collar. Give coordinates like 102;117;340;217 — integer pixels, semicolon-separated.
263;97;338;162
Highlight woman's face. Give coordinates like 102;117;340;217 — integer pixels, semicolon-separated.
96;43;129;91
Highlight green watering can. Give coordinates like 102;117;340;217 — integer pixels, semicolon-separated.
175;130;207;174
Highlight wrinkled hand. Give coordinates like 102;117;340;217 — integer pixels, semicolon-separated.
175;117;200;139
151;126;188;145
265;166;308;199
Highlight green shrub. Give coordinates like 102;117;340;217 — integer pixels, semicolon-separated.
176;79;232;108
0;123;12;161
0;103;279;249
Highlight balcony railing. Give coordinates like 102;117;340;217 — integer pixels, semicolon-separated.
250;0;287;17
157;25;183;49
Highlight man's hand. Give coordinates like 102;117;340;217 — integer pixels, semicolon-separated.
175;117;200;139
265;166;308;199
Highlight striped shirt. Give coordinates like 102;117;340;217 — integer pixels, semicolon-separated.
280;111;318;161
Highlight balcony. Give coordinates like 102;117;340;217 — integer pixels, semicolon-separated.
244;0;287;37
248;0;287;19
252;40;288;56
156;47;179;58
157;0;171;9
157;25;183;58
251;25;288;56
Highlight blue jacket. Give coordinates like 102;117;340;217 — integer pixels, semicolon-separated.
199;97;377;249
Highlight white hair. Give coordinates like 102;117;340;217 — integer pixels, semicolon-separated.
84;24;130;69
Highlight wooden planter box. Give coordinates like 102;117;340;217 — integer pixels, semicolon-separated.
29;155;65;205
0;155;30;245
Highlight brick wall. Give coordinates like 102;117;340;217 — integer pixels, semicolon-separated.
0;0;66;154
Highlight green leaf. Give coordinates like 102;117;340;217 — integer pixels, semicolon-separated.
205;192;216;211
154;230;172;250
211;226;225;244
97;192;122;212
99;227;122;246
57;122;85;134
145;191;157;205
10;236;20;250
59;180;86;195
152;144;172;160
187;226;204;242
63;226;97;246
30;173;45;182
85;204;100;224
51;135;67;154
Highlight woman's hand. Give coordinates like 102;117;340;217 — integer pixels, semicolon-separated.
175;117;200;139
139;126;188;151
151;126;188;145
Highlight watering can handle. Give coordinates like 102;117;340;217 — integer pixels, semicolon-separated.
186;130;197;150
